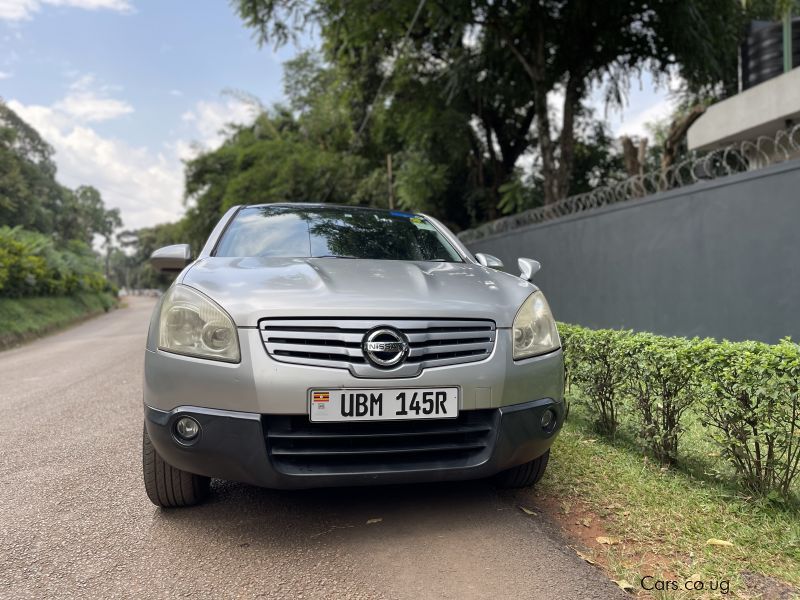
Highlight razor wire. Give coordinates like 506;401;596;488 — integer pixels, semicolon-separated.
458;124;800;243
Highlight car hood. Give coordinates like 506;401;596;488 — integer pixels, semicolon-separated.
180;257;536;327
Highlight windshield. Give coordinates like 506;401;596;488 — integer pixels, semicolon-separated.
214;206;463;262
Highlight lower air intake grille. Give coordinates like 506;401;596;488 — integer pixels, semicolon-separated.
265;410;499;475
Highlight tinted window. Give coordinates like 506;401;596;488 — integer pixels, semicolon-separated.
214;206;463;262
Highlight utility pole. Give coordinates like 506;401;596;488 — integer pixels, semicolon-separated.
386;153;395;210
784;6;793;73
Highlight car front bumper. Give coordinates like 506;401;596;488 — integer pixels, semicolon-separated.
143;322;564;489
144;397;565;489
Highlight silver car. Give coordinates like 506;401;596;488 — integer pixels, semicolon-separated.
142;204;564;507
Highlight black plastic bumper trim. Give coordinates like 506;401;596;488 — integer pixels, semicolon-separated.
143;398;564;490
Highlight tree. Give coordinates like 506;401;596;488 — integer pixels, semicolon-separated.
233;0;747;211
182;106;375;248
0;101;121;247
100;207;122;278
0;100;123;289
0;100;61;234
114;221;188;289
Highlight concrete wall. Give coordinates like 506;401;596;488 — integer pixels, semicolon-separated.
465;161;800;343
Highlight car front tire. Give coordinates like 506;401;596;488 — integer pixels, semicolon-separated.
495;450;550;488
142;425;210;508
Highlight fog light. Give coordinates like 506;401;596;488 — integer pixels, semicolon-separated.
540;408;557;432
175;416;200;441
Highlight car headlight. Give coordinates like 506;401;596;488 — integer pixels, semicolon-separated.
512;291;560;360
158;284;240;363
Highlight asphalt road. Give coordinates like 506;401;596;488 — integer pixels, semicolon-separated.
0;297;625;600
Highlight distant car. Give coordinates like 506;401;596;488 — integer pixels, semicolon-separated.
142;204;564;507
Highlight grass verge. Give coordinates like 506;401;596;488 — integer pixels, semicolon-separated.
0;292;117;350
532;402;800;598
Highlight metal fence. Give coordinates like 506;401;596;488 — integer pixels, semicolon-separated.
459;124;800;243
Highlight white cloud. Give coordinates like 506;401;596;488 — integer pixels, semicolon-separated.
0;70;12;79
0;0;132;21
54;75;133;122
596;71;683;140
55;93;132;122
5;87;257;231
9;98;183;230
178;98;257;159
614;97;677;139
45;0;130;8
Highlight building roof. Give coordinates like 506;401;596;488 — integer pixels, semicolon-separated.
687;67;800;151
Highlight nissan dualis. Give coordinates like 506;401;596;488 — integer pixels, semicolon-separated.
142;204;565;507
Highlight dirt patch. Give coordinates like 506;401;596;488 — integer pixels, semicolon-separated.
534;492;611;548
530;491;680;595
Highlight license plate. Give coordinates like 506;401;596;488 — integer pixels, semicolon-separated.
309;388;459;422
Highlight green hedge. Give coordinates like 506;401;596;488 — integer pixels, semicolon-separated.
559;323;800;499
0;226;109;297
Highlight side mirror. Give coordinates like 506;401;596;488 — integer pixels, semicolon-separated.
518;257;541;281
150;244;192;272
475;252;504;269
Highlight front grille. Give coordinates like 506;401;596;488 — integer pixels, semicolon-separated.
265;410;498;475
259;318;496;378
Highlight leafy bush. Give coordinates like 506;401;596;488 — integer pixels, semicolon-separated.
621;333;700;465
561;322;800;498
557;323;577;390
0;226;106;297
559;324;627;435
700;338;800;497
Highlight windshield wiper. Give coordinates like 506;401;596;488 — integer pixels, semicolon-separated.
313;254;359;259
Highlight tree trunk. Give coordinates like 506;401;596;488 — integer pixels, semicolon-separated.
621;135;649;197
104;241;111;280
661;105;706;174
502;23;583;205
530;31;558;205
481;116;501;221
621;136;648;177
553;74;581;201
386;153;394;210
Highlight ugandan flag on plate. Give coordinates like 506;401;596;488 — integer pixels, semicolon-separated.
312;391;330;403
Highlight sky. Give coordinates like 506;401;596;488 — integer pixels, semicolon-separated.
0;0;679;231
